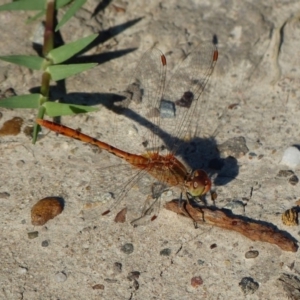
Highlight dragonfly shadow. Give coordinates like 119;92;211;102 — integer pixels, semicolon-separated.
106;96;239;187
36;89;239;187
176;137;239;186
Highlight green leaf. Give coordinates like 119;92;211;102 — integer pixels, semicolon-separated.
0;94;42;109
32;106;46;144
0;55;45;70
48;34;98;64
43;102;98;117
0;0;46;11
56;0;87;31
47;63;97;81
0;0;72;11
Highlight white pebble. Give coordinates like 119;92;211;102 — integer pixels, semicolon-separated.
55;272;67;282
17;267;28;274
280;146;300;168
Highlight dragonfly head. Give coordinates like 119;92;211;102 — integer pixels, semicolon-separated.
185;169;211;197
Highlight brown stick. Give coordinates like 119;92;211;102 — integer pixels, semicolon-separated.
164;200;298;252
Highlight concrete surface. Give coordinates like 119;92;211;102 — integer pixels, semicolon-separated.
1;0;300;299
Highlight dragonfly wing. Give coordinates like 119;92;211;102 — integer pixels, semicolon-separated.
130;196;161;226
160;43;218;155
120;44;218;159
130;181;169;226
119;48;167;153
79;162;148;221
80;160;171;224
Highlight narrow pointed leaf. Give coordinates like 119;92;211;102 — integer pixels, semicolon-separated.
56;0;87;31
43;102;98;117
0;55;45;70
48;34;98;64
0;0;46;11
0;94;42;109
0;0;72;11
32;106;46;144
47;63;97;81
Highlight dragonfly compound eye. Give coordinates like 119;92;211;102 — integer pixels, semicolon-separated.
187;170;211;197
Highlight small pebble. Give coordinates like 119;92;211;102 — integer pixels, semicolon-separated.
175;91;194;108
191;276;203;288
17;266;28;274
160;100;175;118
289;175;299;186
113;262;122;274
217;136;249;159
31;197;64;225
104;278;118;283
92;284;105;290
239;277;259;295
121;243;134;254
41;240;49;247
210;243;217;249
55;271;67;283
27;231;39;239
160;248;171;256
248;152;257;159
280;147;300;168
127;271;140;280
0;117;23;136
245;250;259;259
197;259;205;266
114;207;127;223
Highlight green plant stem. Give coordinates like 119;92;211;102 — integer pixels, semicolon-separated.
40;72;51;98
43;0;55;56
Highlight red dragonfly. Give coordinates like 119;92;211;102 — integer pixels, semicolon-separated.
36;43;218;225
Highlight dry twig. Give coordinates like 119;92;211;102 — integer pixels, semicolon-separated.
164;200;298;252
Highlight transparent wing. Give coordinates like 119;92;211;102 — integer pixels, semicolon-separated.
160;43;218;154
122;48;167;153
124;44;218;157
79;158;169;224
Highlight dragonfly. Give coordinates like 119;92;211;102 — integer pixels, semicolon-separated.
36;42;218;225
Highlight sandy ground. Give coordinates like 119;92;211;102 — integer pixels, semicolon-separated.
1;0;300;299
